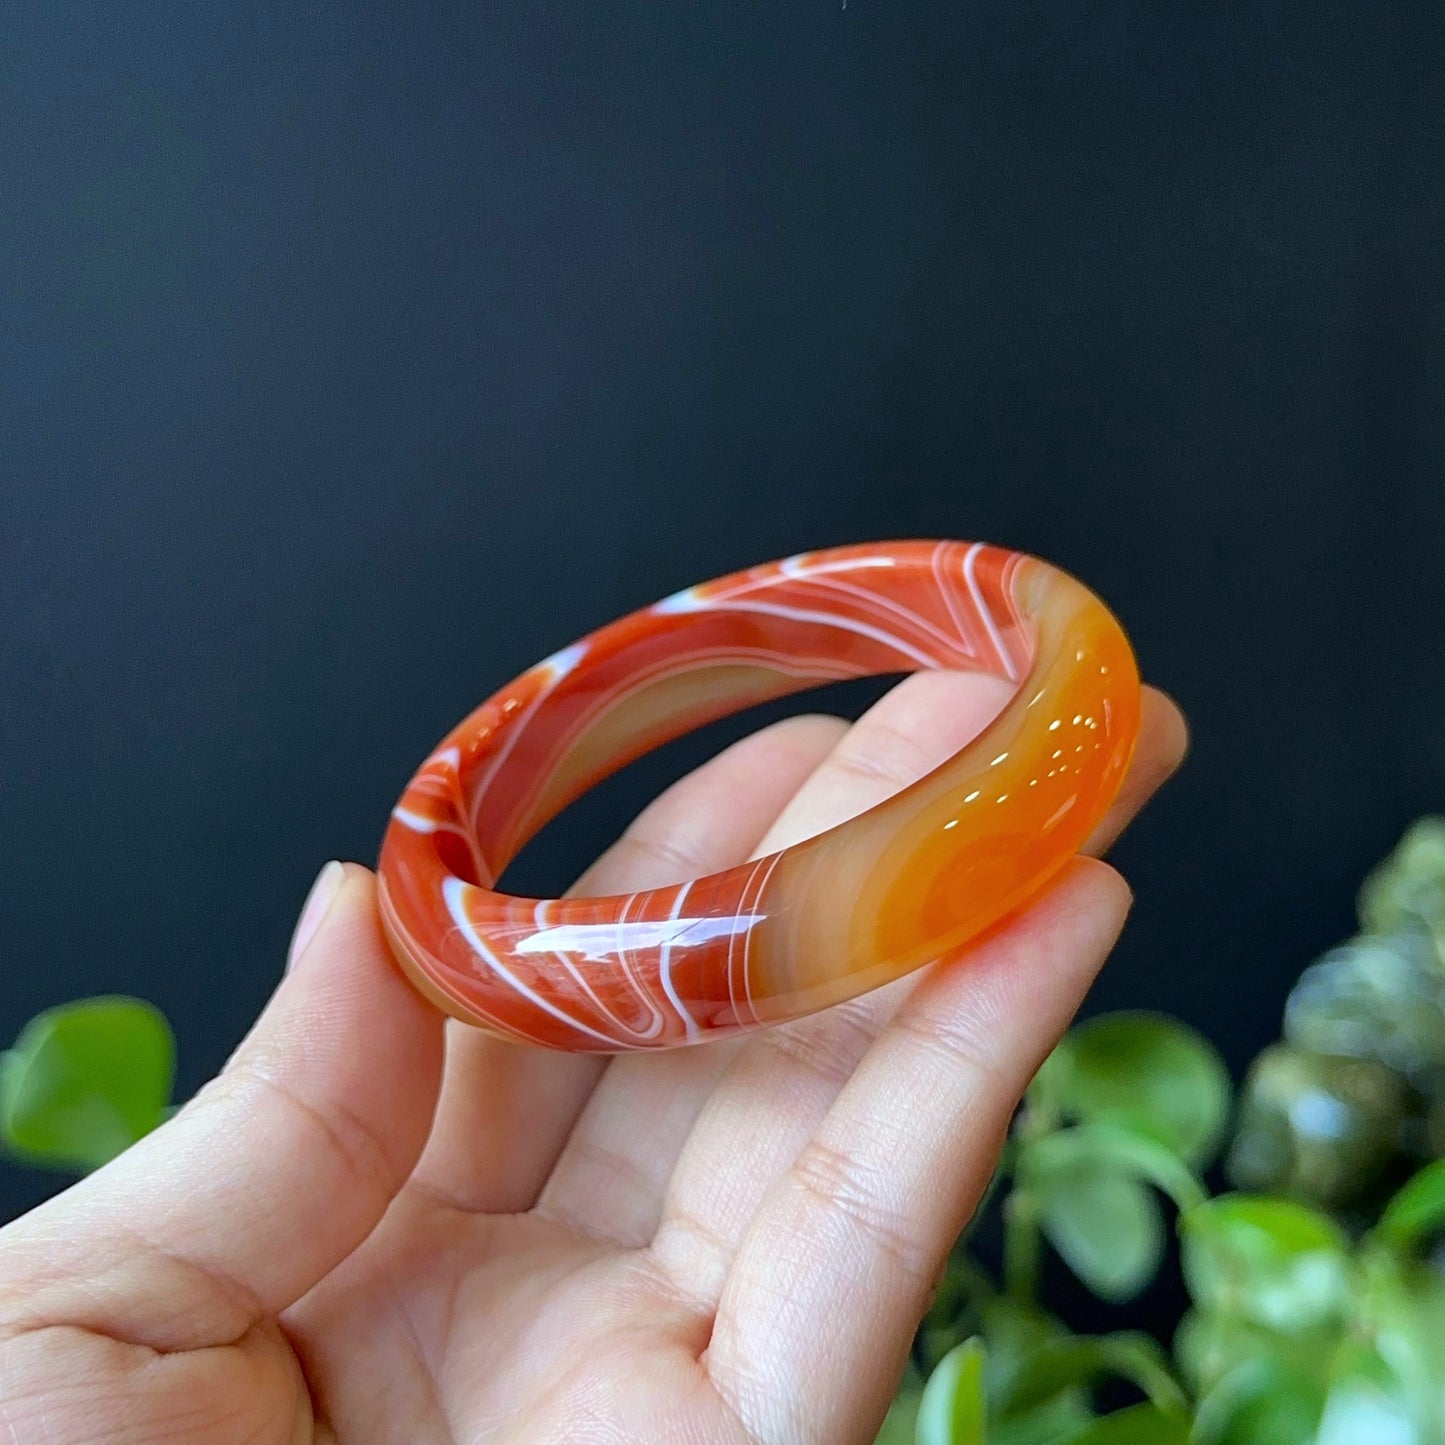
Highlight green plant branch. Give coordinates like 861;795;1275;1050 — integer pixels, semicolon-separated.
1004;1184;1042;1303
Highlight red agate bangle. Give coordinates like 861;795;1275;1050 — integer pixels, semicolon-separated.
377;541;1140;1052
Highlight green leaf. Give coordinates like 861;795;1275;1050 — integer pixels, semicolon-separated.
1025;1122;1207;1213
991;1395;1094;1445
875;1386;923;1445
1172;1308;1228;1396
997;1332;1185;1419
1030;1012;1231;1166
1055;1402;1191;1444
0;997;175;1172
1191;1359;1325;1445
1315;1342;1418;1445
1176;1308;1344;1442
1357;1250;1445;1438
1285;935;1445;1080
1225;1044;1408;1207
974;1303;1094;1445
1180;1195;1353;1333
1374;1159;1445;1252
1358;816;1445;947
975;1299;1067;1411
917;1338;987;1445
1175;1309;1279;1397
1036;1165;1165;1303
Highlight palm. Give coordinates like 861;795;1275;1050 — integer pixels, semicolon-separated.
0;674;1184;1445
287;1165;751;1442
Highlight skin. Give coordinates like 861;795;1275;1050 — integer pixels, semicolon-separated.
0;673;1186;1445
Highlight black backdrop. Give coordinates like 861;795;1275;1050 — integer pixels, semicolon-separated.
4;0;1444;1313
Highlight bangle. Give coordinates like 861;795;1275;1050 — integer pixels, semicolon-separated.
377;541;1139;1052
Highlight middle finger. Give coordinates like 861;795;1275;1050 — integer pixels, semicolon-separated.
648;681;1185;1304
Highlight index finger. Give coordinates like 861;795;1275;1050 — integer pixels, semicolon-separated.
704;860;1133;1442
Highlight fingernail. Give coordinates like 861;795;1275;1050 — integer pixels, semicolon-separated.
288;861;345;971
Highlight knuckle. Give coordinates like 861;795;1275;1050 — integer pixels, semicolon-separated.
891;1000;1014;1101
789;1139;932;1288
535;1137;660;1246
211;1063;402;1207
895;999;1011;1086
828;719;937;795
648;1204;733;1307
615;826;707;887
761;1005;881;1090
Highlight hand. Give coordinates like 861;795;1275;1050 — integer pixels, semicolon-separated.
0;672;1186;1445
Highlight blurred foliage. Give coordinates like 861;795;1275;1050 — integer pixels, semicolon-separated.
1235;815;1445;1212
876;817;1445;1443
5;823;1445;1440
1;997;173;1172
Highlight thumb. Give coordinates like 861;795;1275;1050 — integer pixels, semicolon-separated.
0;863;444;1352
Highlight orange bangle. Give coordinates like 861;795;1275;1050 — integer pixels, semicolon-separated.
377;541;1140;1051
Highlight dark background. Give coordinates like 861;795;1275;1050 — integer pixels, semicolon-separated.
3;0;1443;1339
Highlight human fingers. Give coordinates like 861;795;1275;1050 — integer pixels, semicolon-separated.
415;713;848;1215
704;860;1131;1443
533;673;1012;1245
648;683;1181;1303
0;865;443;1353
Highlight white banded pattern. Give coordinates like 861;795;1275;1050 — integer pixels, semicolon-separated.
377;540;1137;1051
